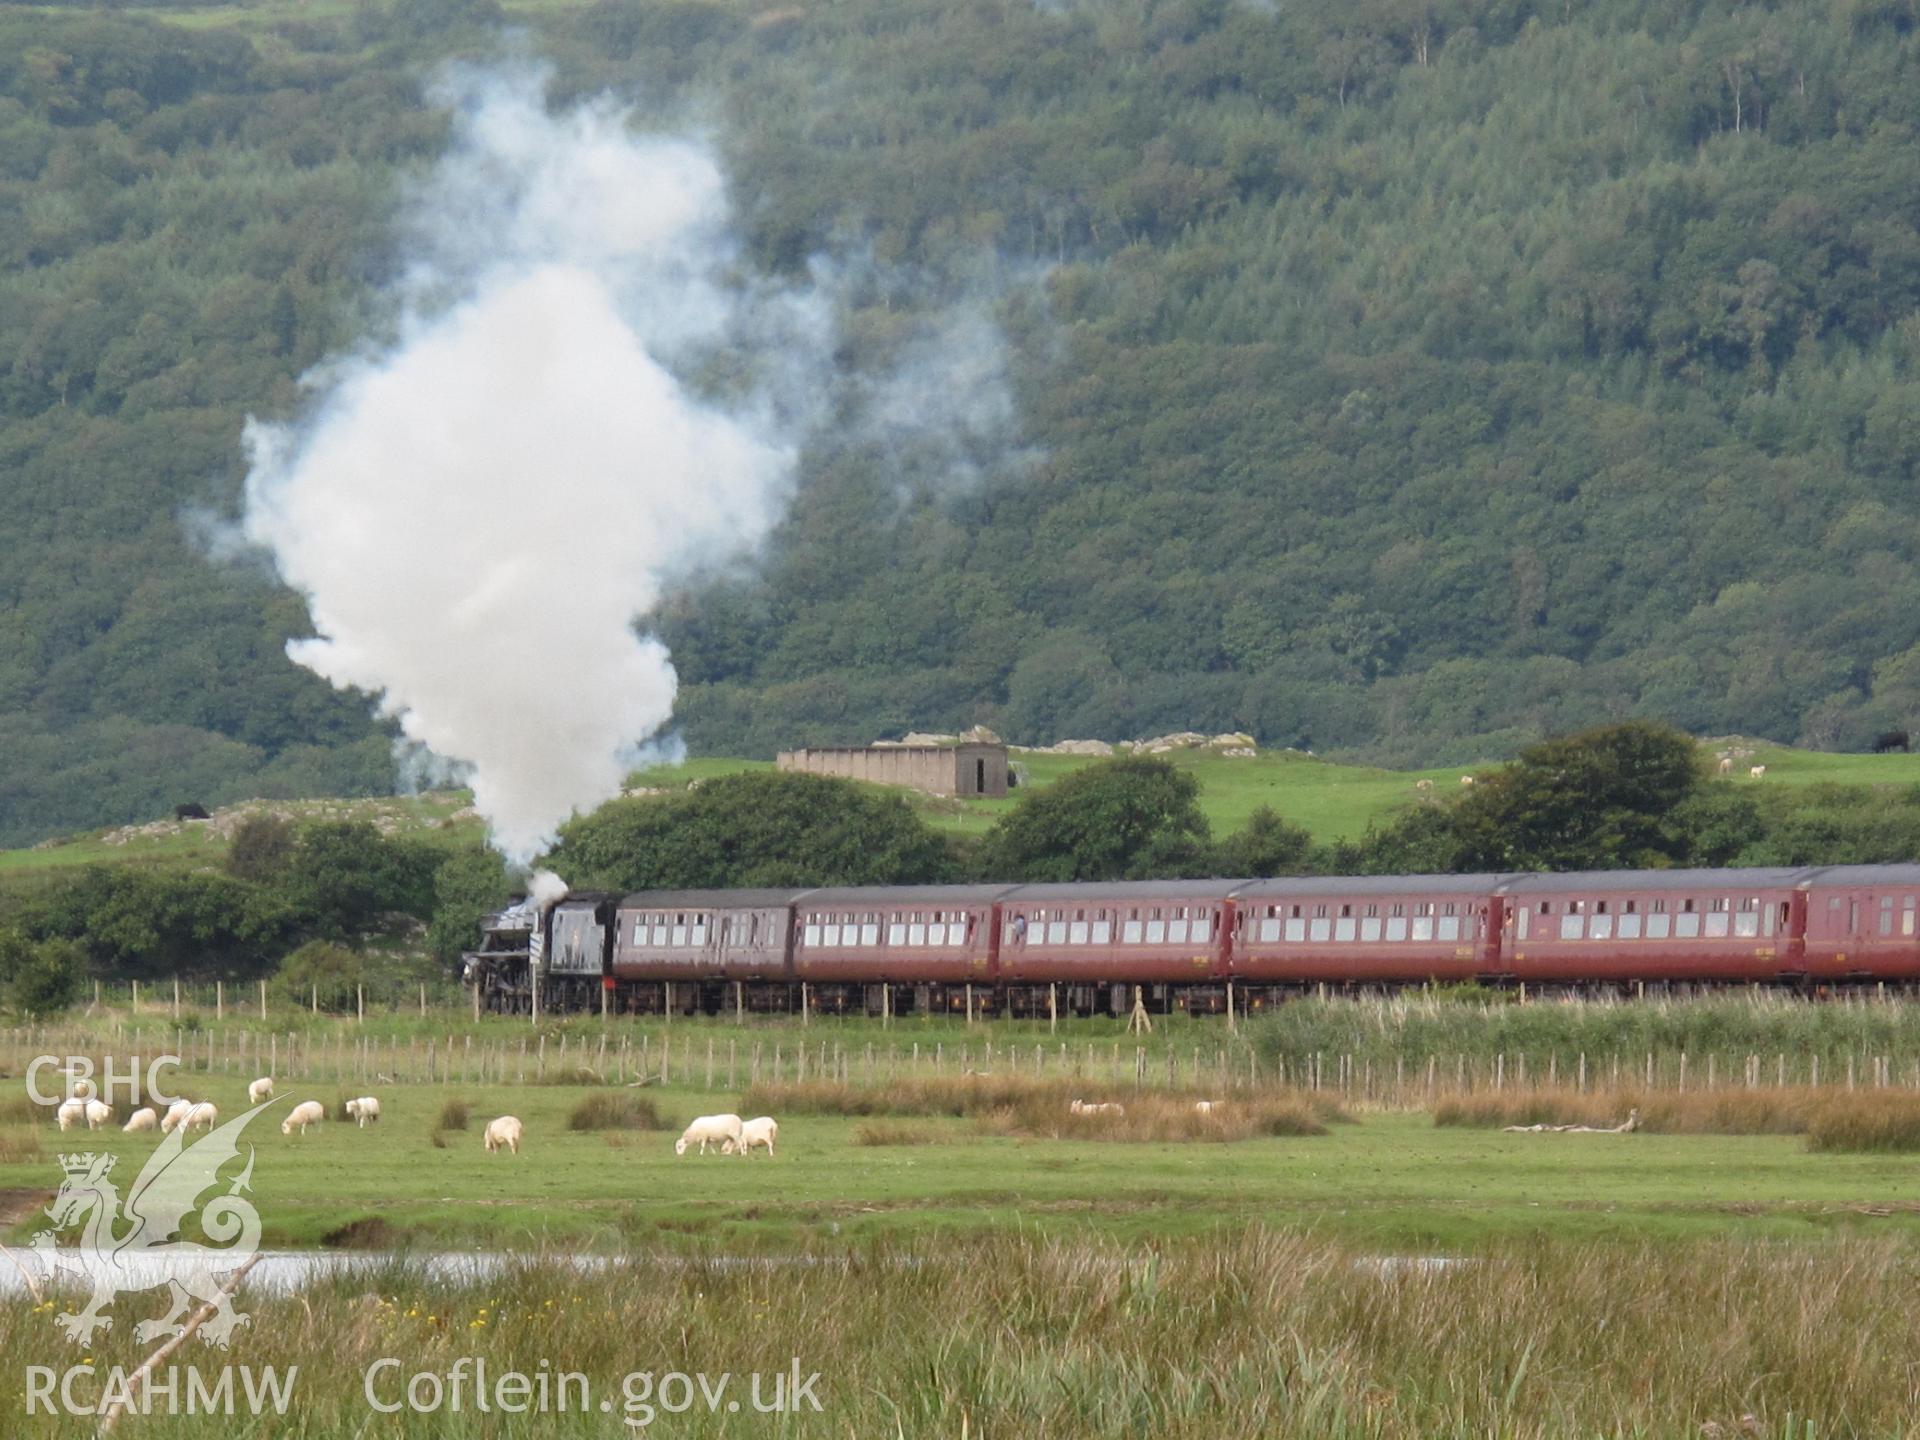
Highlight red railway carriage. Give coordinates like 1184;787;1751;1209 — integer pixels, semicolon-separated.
790;886;1009;984
1493;869;1807;984
613;889;802;983
994;881;1236;986
1800;865;1920;982
1229;875;1507;985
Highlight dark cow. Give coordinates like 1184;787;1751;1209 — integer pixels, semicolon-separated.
1872;731;1911;754
173;802;211;820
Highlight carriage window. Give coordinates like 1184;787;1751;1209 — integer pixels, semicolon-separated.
1560;913;1584;940
1387;916;1409;941
671;923;688;947
802;923;820;947
1675;912;1701;938
1516;907;1530;940
1906;897;1917;937
1310;917;1332;942
1048;920;1068;945
1880;898;1895;937
1706;911;1730;938
1365;904;1379;919
1286;917;1307;942
889;922;906;945
1850;900;1859;933
860;921;878;946
1334;917;1357;942
1169;918;1190;944
690;918;709;946
651;922;669;946
1360;917;1382;942
909;922;926;945
1092;918;1112;944
1193;915;1212;944
1437;916;1460;941
1618;912;1642;939
1123;919;1144;943
929;920;948;946
1736;898;1760;939
1412;915;1434;941
1260;918;1282;942
1069;920;1089;944
821;922;840;947
1647;912;1671;939
1590;913;1614;939
1146;918;1166;944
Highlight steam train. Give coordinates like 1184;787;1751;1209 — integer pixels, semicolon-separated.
460;863;1920;1016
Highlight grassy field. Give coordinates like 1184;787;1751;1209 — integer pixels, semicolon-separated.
7;1074;1920;1252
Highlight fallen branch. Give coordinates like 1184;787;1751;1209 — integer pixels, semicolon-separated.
98;1253;260;1436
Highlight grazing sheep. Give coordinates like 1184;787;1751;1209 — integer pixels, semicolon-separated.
281;1100;324;1136
248;1077;275;1105
56;1100;86;1132
69;1077;94;1101
1717;757;1733;775
675;1114;743;1156
1750;765;1767;778
1069;1100;1125;1117
344;1096;381;1128
484;1116;523;1155
160;1099;193;1134
183;1101;218;1133
123;1107;158;1133
1459;775;1475;786
1193;1100;1223;1115
735;1116;778;1157
1414;779;1434;792
84;1099;112;1130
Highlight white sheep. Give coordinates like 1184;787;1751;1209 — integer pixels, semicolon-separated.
1069;1099;1124;1117
1414;778;1434;792
84;1099;112;1130
675;1114;743;1156
1750;765;1767;778
123;1106;158;1133
281;1100;324;1136
248;1077;275;1105
1717;757;1733;775
160;1099;194;1134
1459;775;1475;786
344;1097;381;1128
1193;1100;1223;1115
484;1116;523;1154
185;1101;218;1133
56;1099;86;1132
735;1116;778;1157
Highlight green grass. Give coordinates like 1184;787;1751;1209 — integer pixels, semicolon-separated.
9;1076;1920;1252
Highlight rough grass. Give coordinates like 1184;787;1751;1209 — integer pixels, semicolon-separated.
3;1232;1916;1436
567;1092;671;1132
976;1092;1336;1142
853;1122;945;1146
533;1066;607;1086
436;1098;470;1131
1432;1085;1920;1147
0;1128;39;1165
1806;1093;1920;1152
740;1076;1346;1127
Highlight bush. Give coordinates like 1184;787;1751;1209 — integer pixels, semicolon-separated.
270;941;366;1013
436;1099;470;1132
567;1093;670;1131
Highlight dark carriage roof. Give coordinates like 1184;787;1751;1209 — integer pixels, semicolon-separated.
1799;864;1920;887
1234;874;1514;898
1499;868;1813;894
1004;879;1245;902
618;889;810;910
798;885;1019;906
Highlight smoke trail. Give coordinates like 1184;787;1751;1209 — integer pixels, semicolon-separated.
240;66;824;866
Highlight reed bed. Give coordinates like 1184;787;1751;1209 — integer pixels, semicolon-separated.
1434;1084;1920;1148
975;1091;1339;1142
2;1233;1915;1436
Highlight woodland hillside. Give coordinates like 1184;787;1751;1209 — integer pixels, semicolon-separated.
5;0;1920;845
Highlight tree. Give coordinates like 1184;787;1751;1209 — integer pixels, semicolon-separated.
1447;721;1704;872
0;932;85;1016
427;846;512;963
1214;805;1317;877
550;772;955;892
226;814;296;884
283;822;438;939
975;755;1212;882
271;940;366;1013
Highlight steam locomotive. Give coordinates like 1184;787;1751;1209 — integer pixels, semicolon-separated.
461;863;1920;1016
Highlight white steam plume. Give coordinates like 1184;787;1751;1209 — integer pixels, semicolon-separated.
240;66;825;866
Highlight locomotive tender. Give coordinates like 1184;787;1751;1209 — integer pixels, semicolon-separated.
460;863;1920;1016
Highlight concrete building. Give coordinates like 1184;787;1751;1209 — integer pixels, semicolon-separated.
776;742;1009;798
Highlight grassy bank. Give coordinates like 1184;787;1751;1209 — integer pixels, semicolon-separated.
4;1233;1919;1436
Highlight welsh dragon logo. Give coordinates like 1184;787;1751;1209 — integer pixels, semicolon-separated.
30;1100;275;1348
